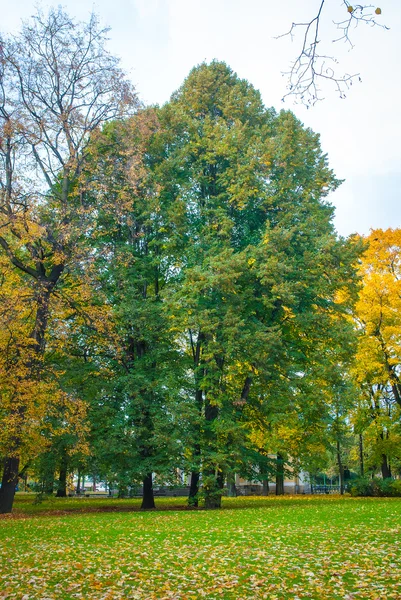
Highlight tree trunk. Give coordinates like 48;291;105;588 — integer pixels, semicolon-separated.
205;495;222;509
227;472;237;497
262;478;269;496
31;285;53;354
118;485;128;498
188;332;204;508
205;492;222;509
76;470;81;495
1;282;61;513
0;457;20;514
188;470;200;507
141;473;155;509
204;469;224;509
337;440;344;495
217;470;224;495
56;454;68;497
381;453;392;479
359;433;364;477
203;397;221;509
276;453;284;495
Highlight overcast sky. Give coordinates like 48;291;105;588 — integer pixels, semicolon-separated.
2;0;400;238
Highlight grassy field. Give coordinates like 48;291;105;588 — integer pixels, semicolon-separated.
1;495;401;599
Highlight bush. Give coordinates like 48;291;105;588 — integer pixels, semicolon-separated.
349;477;401;497
349;477;374;497
390;479;401;496
372;478;395;497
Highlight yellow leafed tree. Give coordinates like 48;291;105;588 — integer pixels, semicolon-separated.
355;229;401;407
353;229;401;478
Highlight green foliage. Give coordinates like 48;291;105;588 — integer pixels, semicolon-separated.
1;55;372;510
349;477;375;497
144;61;361;504
349;477;401;497
389;479;401;496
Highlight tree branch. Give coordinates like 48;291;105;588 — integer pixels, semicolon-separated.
279;0;389;106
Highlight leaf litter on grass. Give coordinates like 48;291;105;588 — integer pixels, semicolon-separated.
1;496;401;599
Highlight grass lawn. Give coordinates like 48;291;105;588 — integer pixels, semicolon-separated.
1;495;401;599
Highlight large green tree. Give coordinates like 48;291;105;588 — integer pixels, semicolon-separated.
82;115;189;509
149;61;360;507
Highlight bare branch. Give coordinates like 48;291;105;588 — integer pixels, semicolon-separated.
279;0;389;106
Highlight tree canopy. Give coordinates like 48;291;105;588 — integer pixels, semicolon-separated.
0;8;399;515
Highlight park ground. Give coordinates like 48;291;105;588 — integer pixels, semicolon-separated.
1;495;401;599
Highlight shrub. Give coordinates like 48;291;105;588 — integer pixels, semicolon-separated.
349;477;374;497
372;478;395;497
390;480;401;496
349;477;401;497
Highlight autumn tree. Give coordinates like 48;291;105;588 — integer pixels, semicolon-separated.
352;229;401;479
0;249;91;498
0;7;137;513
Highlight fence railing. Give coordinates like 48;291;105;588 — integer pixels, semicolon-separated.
310;484;341;494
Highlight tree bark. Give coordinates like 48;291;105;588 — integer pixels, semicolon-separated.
56;454;68;497
381;453;392;479
76;470;81;495
188;331;204;507
141;473;155;509
276;453;284;495
203;397;221;509
359;433;364;477
262;478;269;496
337;440;344;495
188;469;200;507
205;497;222;509
204;469;224;509
188;382;202;507
205;490;222;509
0;457;20;514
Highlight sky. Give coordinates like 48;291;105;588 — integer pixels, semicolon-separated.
2;0;400;237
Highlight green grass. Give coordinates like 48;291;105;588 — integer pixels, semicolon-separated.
1;495;401;599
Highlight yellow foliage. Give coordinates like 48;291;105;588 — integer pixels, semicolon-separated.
354;229;401;393
0;251;91;462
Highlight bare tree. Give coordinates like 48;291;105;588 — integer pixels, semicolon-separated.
279;1;388;106
0;7;138;514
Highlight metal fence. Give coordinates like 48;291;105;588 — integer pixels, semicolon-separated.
310;484;341;494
